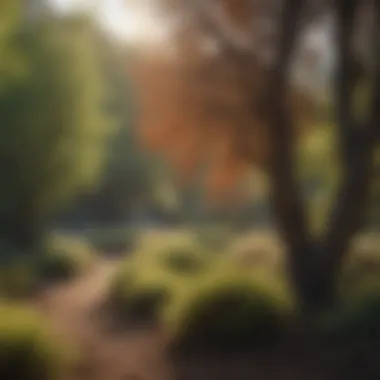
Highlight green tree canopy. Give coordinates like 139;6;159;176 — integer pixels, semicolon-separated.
0;4;113;247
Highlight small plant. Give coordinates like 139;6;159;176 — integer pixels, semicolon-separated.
338;246;380;304
85;227;137;256
37;234;94;282
0;260;38;299
0;303;74;380
321;247;380;340
320;288;380;340
195;225;235;252
159;246;207;275
107;264;172;325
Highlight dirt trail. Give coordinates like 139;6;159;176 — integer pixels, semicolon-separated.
34;259;172;380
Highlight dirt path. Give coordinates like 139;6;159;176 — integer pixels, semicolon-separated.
30;255;380;380
33;259;172;380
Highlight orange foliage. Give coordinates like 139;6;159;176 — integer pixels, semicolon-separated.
131;0;313;197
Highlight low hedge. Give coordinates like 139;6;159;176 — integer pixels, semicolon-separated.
158;246;208;276
320;245;380;339
338;246;380;304
165;270;294;350
0;260;38;299
84;227;136;256
320;288;380;340
107;263;173;325
37;234;94;282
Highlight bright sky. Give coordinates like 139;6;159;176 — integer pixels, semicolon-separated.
52;0;166;43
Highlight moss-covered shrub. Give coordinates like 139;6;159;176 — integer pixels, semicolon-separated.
114;285;170;323
321;245;380;339
0;304;73;380
85;227;136;256
338;247;380;304
37;234;94;282
0;242;38;298
195;226;235;252
0;260;38;299
159;246;207;276
320;288;380;340
165;270;294;350
107;264;172;325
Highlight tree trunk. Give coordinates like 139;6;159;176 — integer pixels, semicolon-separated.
287;247;334;317
266;0;379;320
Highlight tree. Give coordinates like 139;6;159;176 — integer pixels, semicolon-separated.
96;42;159;224
134;0;380;318
0;5;112;249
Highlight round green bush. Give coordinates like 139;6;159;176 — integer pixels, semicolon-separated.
116;286;170;322
195;226;234;252
0;304;73;380
85;228;136;256
319;246;380;339
38;235;94;281
338;248;380;302
159;246;207;276
107;265;171;324
320;288;380;340
0;260;38;299
0;242;39;298
165;271;294;350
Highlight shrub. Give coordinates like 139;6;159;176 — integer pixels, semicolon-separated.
338;245;380;304
0;260;38;299
320;288;380;340
159;246;207;276
114;285;170;323
228;232;285;273
0;242;38;298
195;226;235;252
0;303;73;380
85;227;136;256
107;264;172;325
165;270;294;350
321;245;380;339
37;234;94;282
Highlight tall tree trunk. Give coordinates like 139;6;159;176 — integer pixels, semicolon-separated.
266;0;379;319
320;0;380;305
264;0;321;318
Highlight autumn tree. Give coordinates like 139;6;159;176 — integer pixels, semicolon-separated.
133;0;379;318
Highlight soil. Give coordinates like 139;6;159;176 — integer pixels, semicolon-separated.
33;259;173;380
